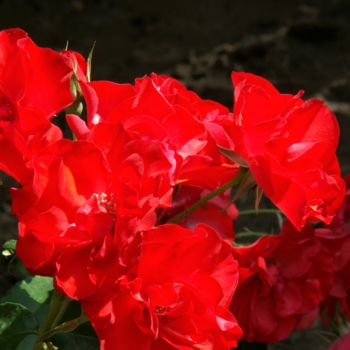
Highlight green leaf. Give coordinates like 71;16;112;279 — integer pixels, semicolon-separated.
13;334;37;350
7;256;30;279
51;317;98;350
52;333;99;350
0;302;38;350
0;333;37;350
34;296;52;325
2;239;17;257
0;303;37;334
2;239;17;251
1;276;53;313
87;41;96;82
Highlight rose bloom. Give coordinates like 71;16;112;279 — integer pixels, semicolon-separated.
11;126;174;300
82;224;242;350
68;73;238;190
316;176;350;321
0;28;75;184
212;72;345;230
231;221;333;343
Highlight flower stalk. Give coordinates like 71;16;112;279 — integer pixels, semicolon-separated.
170;177;236;223
32;291;71;350
170;169;247;224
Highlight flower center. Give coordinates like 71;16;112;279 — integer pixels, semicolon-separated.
91;192;116;217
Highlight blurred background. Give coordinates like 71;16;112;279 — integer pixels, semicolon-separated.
1;0;350;348
1;0;348;164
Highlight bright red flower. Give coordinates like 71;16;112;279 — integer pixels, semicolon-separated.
72;120;175;231
82;224;242;350
75;73;238;190
217;72;345;230
11;140;119;293
231;221;333;343
316;176;350;321
11;126;174;299
0;28;75;183
61;49;88;83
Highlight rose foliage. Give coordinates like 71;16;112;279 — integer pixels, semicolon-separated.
0;28;348;350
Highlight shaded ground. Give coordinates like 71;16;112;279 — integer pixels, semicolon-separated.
1;0;350;349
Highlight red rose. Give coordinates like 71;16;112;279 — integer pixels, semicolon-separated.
82;224;242;350
11;140;111;282
316;176;350;321
61;49;88;83
11;125;174;298
216;72;345;230
75;73;238;190
81;121;175;231
231;221;333;343
0;28;75;183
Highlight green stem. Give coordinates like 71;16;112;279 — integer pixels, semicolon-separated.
50;297;71;329
235;231;266;240
238;208;281;216
42;312;89;340
169;176;240;224
32;291;70;350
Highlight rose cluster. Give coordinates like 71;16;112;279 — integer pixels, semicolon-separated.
0;28;348;350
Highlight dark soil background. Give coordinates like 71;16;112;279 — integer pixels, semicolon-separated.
1;0;350;349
